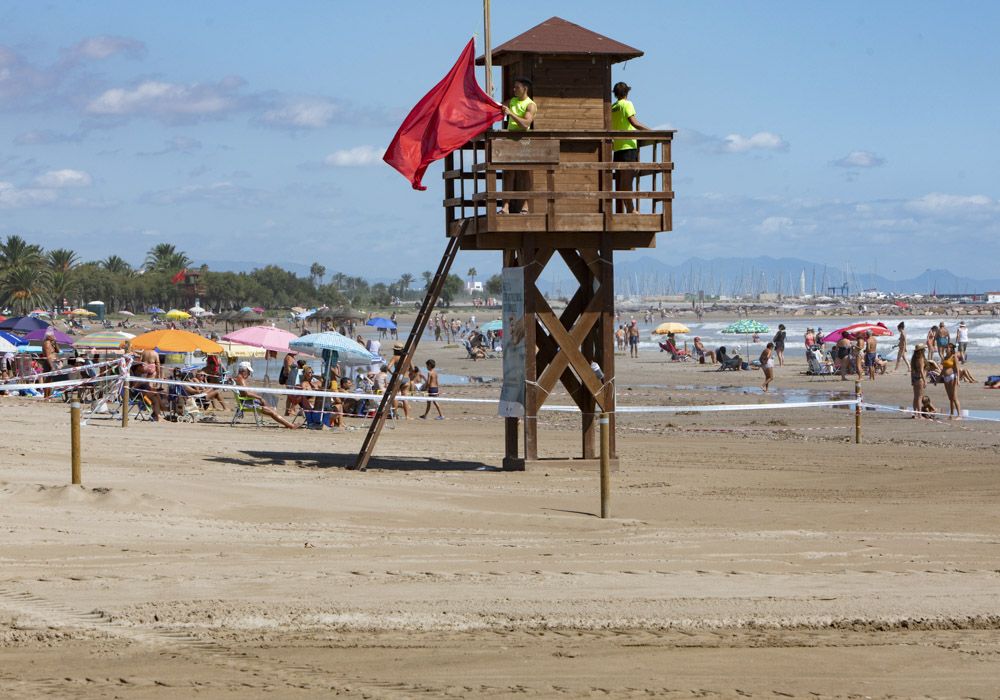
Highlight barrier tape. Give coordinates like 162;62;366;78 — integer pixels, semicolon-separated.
860;401;1000;423
0;357;120;384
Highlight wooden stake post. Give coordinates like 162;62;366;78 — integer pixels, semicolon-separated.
70;401;82;485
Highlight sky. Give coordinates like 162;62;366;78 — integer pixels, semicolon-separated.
1;1;999;281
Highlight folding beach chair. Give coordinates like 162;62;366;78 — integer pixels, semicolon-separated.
231;395;264;427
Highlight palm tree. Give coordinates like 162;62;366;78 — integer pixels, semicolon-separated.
48;248;79;273
1;265;49;314
309;262;326;288
467;267;477;284
144;243;192;273
49;270;77;312
0;235;44;271
101;255;133;276
421;270;432;289
398;273;413;297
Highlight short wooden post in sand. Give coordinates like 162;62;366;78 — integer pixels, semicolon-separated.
70;401;82;485
854;381;862;444
599;412;611;518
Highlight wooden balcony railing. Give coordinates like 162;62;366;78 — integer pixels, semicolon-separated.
443;130;674;249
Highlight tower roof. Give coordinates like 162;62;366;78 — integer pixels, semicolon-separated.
476;17;643;66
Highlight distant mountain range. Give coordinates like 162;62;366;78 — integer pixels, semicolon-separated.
195;256;1000;297
610;256;1000;297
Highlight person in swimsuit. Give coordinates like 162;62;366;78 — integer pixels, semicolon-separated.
760;342;775;392
420;359;443;420
910;343;927;418
234;362;297;429
628;320;640;358
939;343;961;418
894;322;909;372
40;329;60;398
836;335;853;380
772;324;786;366
387;342;409;419
864;331;878;381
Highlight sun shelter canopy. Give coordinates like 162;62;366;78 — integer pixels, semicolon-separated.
222;325;299;353
130;329;223;354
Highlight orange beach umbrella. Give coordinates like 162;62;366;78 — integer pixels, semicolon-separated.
129;329;223;354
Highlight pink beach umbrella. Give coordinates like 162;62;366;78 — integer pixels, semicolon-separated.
821;322;892;344
221;325;298;353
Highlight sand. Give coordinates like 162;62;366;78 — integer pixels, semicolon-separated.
2;343;1000;698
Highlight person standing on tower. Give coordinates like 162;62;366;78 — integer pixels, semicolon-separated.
611;82;651;214
499;78;537;214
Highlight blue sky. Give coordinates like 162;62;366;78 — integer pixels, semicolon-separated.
1;1;998;280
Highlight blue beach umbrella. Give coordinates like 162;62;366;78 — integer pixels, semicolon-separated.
479;319;503;332
366;317;397;330
289;331;380;393
0;316;50;334
0;330;29;346
148;306;165;314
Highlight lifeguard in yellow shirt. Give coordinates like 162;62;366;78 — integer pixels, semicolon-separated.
499;78;537;214
611;81;651;213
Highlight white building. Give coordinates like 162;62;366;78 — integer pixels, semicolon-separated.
986;291;1000;304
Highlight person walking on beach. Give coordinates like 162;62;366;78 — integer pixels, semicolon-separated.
498;78;537;215
940;342;962;419
936;322;950;361
610;82;651;214
894;322;909;372
926;325;939;360
837;335;852;380
910;343;928;418
760;342;775;392
772;324;786;366
628;320;640;358
420;359;443;420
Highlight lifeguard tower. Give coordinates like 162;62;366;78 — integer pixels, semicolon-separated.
357;17;674;471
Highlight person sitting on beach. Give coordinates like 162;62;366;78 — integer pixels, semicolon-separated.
193;369;227;411
234;362;297;429
716;346;742;371
693;337;716;364
919;395;938;419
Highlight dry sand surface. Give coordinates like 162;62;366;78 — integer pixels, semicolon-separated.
2;346;1000;698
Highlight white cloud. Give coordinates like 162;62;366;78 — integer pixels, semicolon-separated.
832;150;886;168
143;181;265;207
756;216;794;233
906;192;992;214
259;99;341;129
0;182;57;208
722;131;788;153
323;146;386;167
85;77;247;122
34;169;92;188
67;36;146;61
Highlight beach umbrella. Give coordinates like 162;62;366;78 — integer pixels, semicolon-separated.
223;326;299;353
69;308;95;316
0;331;27;352
821;322;893;344
165;309;191;320
652;322;690;335
479;319;503;332
290;331;378;394
290;306;305;314
148;306;165;314
251;306;265;313
721;319;770;358
75;330;135;350
189;305;206;315
366;317;397;330
29;309;50;317
120;310;135;317
0;316;5;323
0;316;50;334
240;306;253;313
130;329;223;354
24;327;75;345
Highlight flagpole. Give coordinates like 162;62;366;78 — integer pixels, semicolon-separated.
483;0;493;98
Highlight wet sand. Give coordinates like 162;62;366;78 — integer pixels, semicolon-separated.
2;345;999;697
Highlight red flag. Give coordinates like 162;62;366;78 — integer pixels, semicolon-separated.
171;268;187;284
384;39;502;191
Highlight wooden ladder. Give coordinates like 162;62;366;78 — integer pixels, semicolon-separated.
354;234;462;470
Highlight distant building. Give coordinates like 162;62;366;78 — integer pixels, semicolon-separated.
466;280;484;293
987;291;1000;304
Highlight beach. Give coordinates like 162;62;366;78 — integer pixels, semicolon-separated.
2;332;1000;697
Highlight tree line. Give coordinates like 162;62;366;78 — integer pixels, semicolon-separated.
0;236;490;314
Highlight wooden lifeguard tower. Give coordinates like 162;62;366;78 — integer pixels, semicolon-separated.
357;17;673;471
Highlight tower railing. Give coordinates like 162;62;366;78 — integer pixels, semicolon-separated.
444;130;674;248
